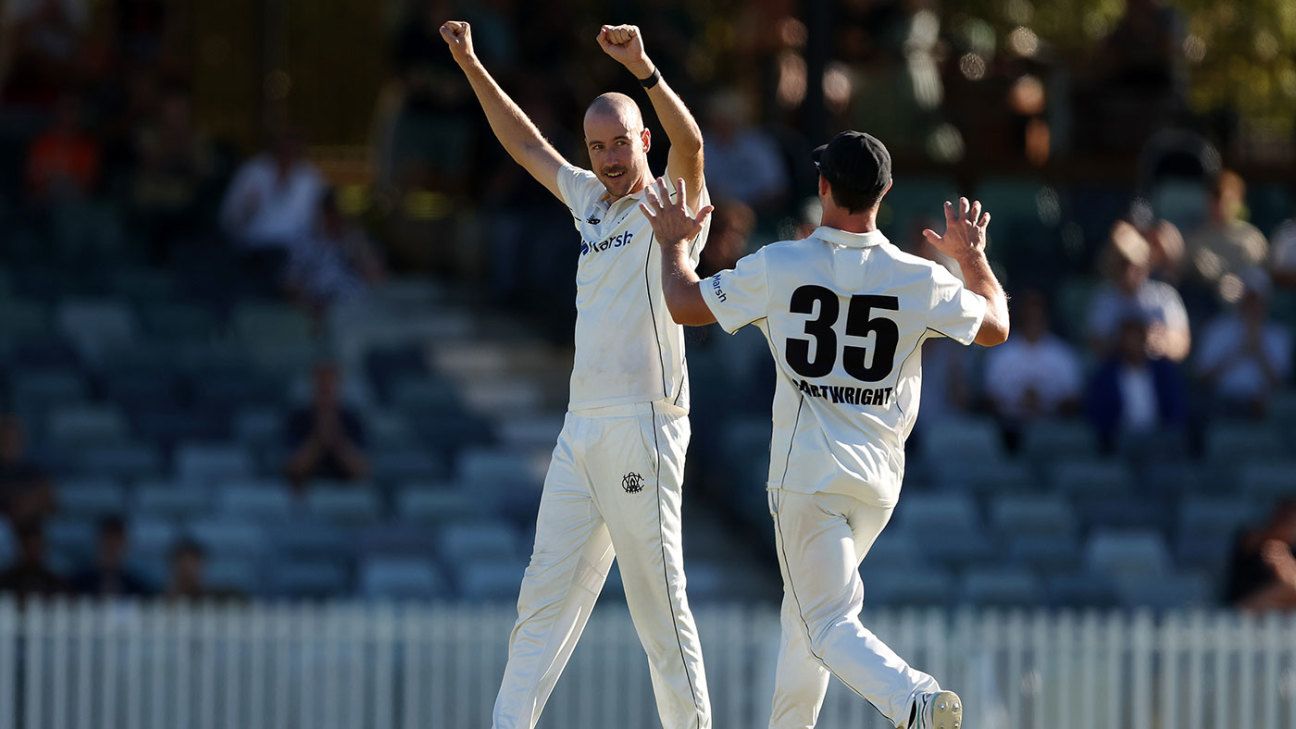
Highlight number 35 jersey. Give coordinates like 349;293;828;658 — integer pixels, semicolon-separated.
700;226;986;507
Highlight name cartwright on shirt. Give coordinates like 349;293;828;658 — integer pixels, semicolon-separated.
796;378;895;407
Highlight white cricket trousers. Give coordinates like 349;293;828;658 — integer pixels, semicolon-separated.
492;402;711;729
767;489;940;729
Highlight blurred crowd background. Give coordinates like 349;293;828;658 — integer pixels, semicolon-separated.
1;0;1295;612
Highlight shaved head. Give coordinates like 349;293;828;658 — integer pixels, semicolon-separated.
584;92;644;129
583;92;652;200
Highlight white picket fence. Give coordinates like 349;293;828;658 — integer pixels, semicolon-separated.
0;598;1293;729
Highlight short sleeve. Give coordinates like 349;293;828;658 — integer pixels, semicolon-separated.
556;164;601;212
700;248;769;334
927;263;987;345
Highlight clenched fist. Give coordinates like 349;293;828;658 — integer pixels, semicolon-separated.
440;21;475;65
597;24;652;78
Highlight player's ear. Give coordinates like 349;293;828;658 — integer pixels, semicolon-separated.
640;128;651;153
817;174;830;199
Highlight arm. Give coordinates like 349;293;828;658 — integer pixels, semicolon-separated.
597;25;705;210
922;198;1010;346
441;21;568;201
640;177;716;325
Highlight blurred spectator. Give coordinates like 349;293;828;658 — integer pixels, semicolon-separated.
1185;171;1269;301
127;86;216;260
1269;217;1296;290
164;538;216;601
1194;270;1292;419
0;521;68;598
1141;217;1186;284
373;0;477;193
0;415;55;528
696;199;755;278
219;129;325;292
25;92;101;201
1087;221;1191;362
984;291;1083;452
285;188;386;319
71;516;151;597
702;90;789;213
1097;0;1186;104
283;362;370;491
0;0;89;107
1226;500;1296;612
1085;313;1188;453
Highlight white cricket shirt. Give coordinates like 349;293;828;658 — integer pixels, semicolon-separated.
557;164;709;413
700;226;987;506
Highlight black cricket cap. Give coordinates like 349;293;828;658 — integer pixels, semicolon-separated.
811;130;892;202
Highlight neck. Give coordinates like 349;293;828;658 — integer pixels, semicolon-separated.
820;209;879;234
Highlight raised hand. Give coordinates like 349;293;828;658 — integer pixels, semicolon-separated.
597;24;652;76
439;21;475;65
922;197;991;261
640;177;713;245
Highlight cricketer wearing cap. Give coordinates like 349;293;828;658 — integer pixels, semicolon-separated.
441;20;711;729
639;131;1011;729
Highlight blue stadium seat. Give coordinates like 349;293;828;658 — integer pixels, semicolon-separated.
1205;423;1284;463
138;302;220;343
1047;458;1133;496
272;520;355;561
457;448;543;489
1047;572;1118;608
132;481;211;521
188;518;268;558
370;448;446;483
991;494;1077;536
9;370;87;414
1007;533;1082;571
270;560;350;598
217;481;295;522
305;484;382;525
1240;462;1296;499
390;377;462;413
231;303;313;346
917;417;1004;463
929;459;1036;493
438;520;518;563
204;557;262;595
231;407;284;446
175;443;254;485
456;558;526;602
1115;571;1212;610
0;299;50;340
1020;419;1099;462
0;522;13;565
859;564;954;607
57;478;127;519
76;443;163;481
1085;529;1171;581
46;405;129;447
862;530;925;567
56;298;138;365
360;557;448;600
128;517;179;556
895;493;981;532
395;485;486;524
364;409;416;447
961;567;1044;607
46;517;97;563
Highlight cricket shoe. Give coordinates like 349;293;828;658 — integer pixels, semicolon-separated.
907;690;962;729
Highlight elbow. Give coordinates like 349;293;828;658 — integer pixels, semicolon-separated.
976;318;1010;347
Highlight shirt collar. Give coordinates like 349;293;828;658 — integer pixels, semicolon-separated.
812;226;888;248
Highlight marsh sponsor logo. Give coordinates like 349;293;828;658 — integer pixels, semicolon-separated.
709;274;728;302
580;230;634;256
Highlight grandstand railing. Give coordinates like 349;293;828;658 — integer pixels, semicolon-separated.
0;598;1292;729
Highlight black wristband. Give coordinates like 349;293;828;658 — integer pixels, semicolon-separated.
638;67;661;89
